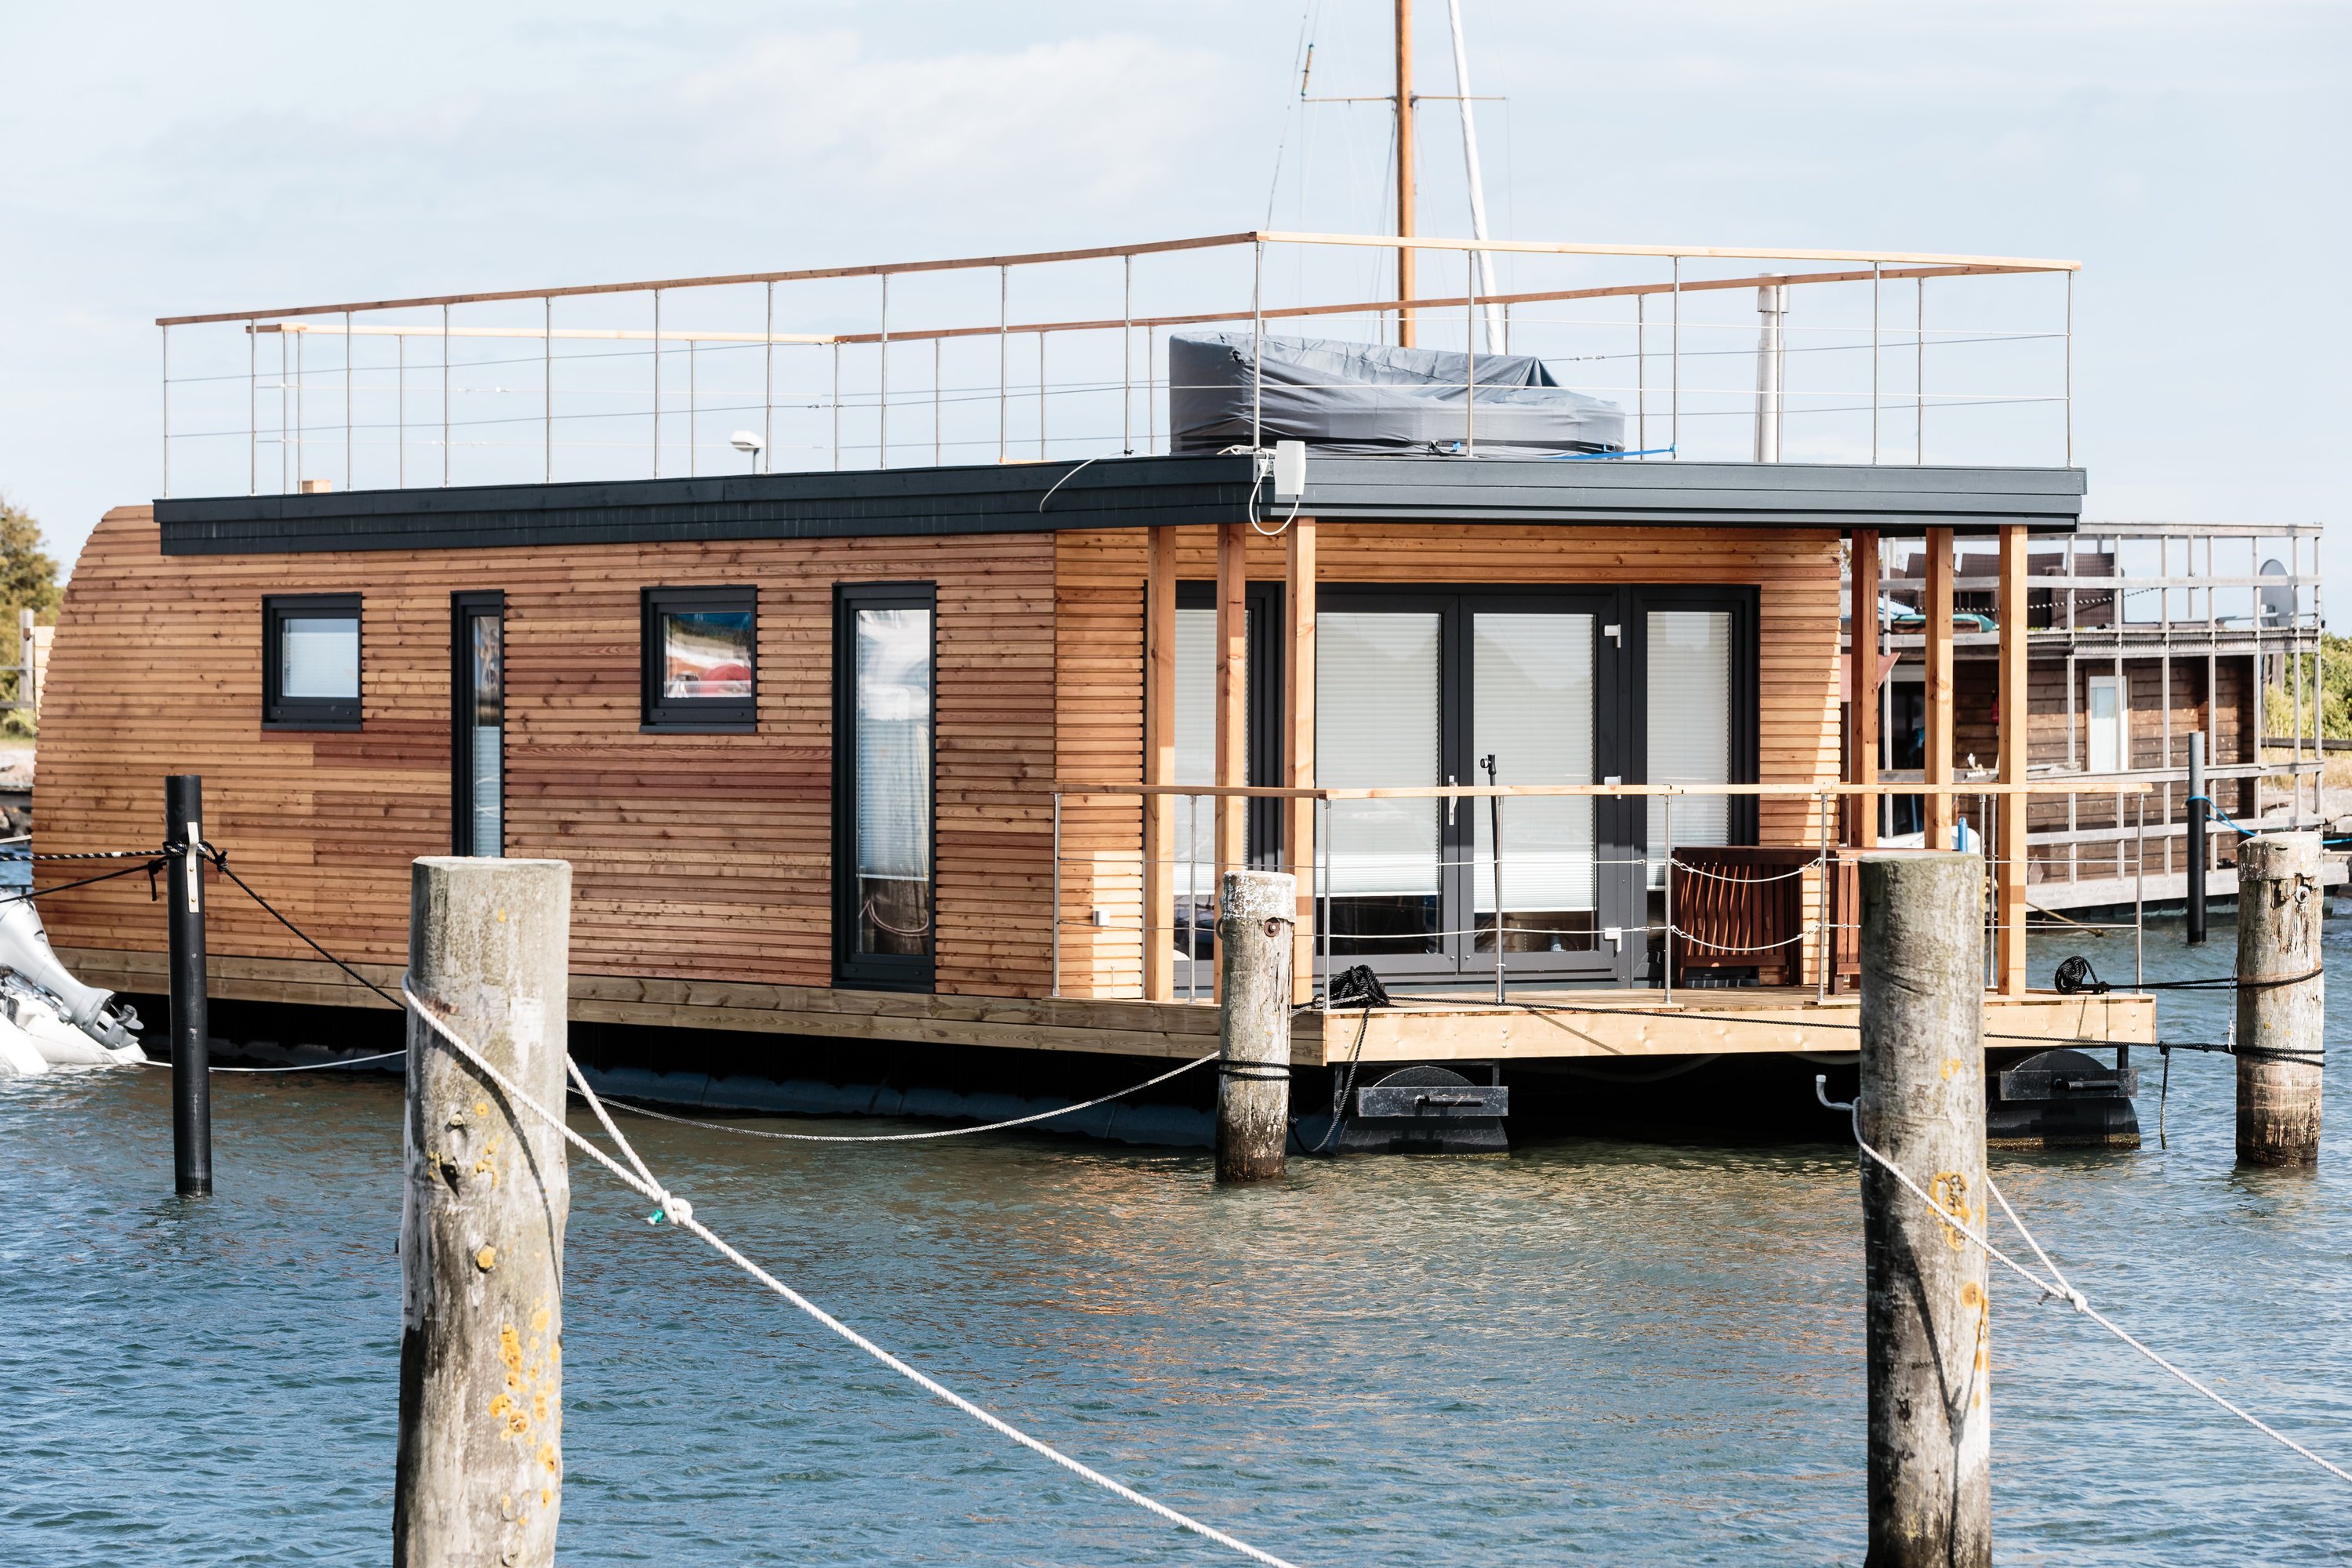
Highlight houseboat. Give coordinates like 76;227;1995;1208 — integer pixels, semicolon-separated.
34;230;2169;1120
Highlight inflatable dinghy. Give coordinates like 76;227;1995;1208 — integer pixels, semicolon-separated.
0;897;143;1069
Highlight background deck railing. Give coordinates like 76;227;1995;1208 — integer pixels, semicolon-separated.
154;230;2081;498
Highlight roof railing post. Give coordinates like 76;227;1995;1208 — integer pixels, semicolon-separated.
1635;292;1646;457
1465;270;1477;455
1669;256;1680;459
441;304;451;487
831;340;841;473
1123;252;1134;456
933;338;942;467
543;296;552;484
343;308;353;492
878;272;890;470
160;325;169;500
1871;260;1882;464
248;324;256;496
295;325;305;488
2063;269;2074;468
1915;278;1926;465
997;264;1008;464
1037;331;1047;460
1251;238;1265;451
651;289;662;479
396;330;405;488
688;336;699;477
762;281;774;475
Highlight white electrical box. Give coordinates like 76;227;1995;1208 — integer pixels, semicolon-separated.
1271;439;1307;501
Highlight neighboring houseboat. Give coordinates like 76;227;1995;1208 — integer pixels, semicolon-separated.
36;230;2161;1087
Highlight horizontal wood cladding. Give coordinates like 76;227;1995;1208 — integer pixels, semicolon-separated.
1051;522;1843;998
38;508;1053;999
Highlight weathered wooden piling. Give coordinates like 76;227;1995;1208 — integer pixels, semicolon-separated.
2236;832;2325;1166
1215;869;1294;1183
394;858;572;1568
165;774;210;1197
1857;850;1991;1568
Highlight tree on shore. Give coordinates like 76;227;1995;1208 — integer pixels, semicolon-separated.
0;497;61;736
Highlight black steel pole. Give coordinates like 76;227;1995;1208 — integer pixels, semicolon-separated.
166;774;211;1196
2186;731;2208;946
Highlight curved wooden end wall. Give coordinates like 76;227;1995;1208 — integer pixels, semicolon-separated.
36;507;1054;1000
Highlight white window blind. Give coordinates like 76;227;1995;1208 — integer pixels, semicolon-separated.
1472;613;1594;913
856;608;932;883
2087;674;2125;773
281;616;358;699
1647;610;1732;883
1171;608;1223;900
1317;611;1440;897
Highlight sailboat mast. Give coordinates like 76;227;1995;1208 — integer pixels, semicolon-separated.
1447;0;1506;353
1396;0;1416;346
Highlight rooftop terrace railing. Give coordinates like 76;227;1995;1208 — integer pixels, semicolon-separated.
154;230;2081;499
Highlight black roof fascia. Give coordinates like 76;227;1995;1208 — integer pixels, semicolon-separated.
154;455;2082;555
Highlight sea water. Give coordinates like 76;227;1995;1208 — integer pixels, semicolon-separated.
2;923;2347;1566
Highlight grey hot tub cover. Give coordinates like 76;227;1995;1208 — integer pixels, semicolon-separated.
1167;330;1624;456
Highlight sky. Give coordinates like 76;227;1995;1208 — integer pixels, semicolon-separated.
2;2;2347;607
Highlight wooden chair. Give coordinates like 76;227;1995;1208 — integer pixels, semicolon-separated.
1668;846;1864;991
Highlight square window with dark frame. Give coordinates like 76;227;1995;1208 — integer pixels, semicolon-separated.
641;586;757;731
263;593;361;729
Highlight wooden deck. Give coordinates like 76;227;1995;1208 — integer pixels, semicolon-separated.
60;946;2153;1066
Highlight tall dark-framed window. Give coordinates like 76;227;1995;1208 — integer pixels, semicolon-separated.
452;591;505;856
641;586;757;731
1167;581;1283;978
834;582;936;990
263;593;362;730
1625;586;1761;869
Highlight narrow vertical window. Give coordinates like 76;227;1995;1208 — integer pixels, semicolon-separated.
452;592;504;855
263;594;361;728
1646;608;1733;881
835;583;935;989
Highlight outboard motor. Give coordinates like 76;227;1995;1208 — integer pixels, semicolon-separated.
0;896;143;1051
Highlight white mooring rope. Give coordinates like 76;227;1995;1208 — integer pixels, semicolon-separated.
585;1054;1216;1142
1819;1077;2352;1489
401;979;1305;1568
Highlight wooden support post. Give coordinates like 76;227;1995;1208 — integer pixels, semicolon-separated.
2236;832;2325;1166
2187;731;2209;946
1857;849;1991;1567
1995;524;2028;994
1142;526;1178;1003
1847;531;1882;848
165;774;211;1197
1216;868;1294;1183
1923;528;1956;849
1284;517;1317;1004
396;858;573;1568
1214;521;1249;900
